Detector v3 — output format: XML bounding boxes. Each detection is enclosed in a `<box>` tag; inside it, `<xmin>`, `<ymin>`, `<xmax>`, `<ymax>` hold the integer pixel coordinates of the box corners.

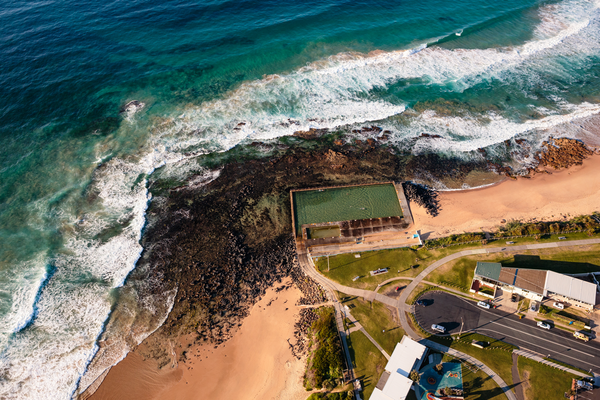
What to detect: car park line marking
<box><xmin>477</xmin><ymin>328</ymin><xmax>600</xmax><ymax>369</ymax></box>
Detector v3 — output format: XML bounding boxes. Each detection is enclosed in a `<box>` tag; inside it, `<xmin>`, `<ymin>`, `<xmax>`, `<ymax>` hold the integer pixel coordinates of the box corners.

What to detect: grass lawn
<box><xmin>407</xmin><ymin>282</ymin><xmax>436</xmax><ymax>304</ymax></box>
<box><xmin>338</xmin><ymin>293</ymin><xmax>405</xmax><ymax>354</ymax></box>
<box><xmin>377</xmin><ymin>279</ymin><xmax>412</xmax><ymax>293</ymax></box>
<box><xmin>428</xmin><ymin>333</ymin><xmax>516</xmax><ymax>387</ymax></box>
<box><xmin>316</xmin><ymin>238</ymin><xmax>600</xmax><ymax>292</ymax></box>
<box><xmin>347</xmin><ymin>330</ymin><xmax>388</xmax><ymax>399</ymax></box>
<box><xmin>461</xmin><ymin>363</ymin><xmax>508</xmax><ymax>400</ymax></box>
<box><xmin>423</xmin><ymin>244</ymin><xmax>600</xmax><ymax>297</ymax></box>
<box><xmin>314</xmin><ymin>247</ymin><xmax>433</xmax><ymax>290</ymax></box>
<box><xmin>517</xmin><ymin>356</ymin><xmax>577</xmax><ymax>400</ymax></box>
<box><xmin>425</xmin><ymin>258</ymin><xmax>475</xmax><ymax>291</ymax></box>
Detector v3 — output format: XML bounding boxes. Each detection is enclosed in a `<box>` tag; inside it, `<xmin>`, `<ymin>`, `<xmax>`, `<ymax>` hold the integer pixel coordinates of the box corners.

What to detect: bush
<box><xmin>305</xmin><ymin>308</ymin><xmax>345</xmax><ymax>390</ymax></box>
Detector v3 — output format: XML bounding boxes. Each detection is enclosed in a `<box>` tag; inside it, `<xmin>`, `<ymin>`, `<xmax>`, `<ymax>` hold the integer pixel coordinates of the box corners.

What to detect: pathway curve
<box><xmin>397</xmin><ymin>238</ymin><xmax>600</xmax><ymax>340</ymax></box>
<box><xmin>297</xmin><ymin>238</ymin><xmax>600</xmax><ymax>400</ymax></box>
<box><xmin>423</xmin><ymin>339</ymin><xmax>518</xmax><ymax>400</ymax></box>
<box><xmin>511</xmin><ymin>353</ymin><xmax>525</xmax><ymax>400</ymax></box>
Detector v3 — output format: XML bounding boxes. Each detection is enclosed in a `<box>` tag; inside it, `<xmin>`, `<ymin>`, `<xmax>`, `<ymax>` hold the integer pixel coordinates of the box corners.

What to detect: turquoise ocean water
<box><xmin>1</xmin><ymin>0</ymin><xmax>600</xmax><ymax>398</ymax></box>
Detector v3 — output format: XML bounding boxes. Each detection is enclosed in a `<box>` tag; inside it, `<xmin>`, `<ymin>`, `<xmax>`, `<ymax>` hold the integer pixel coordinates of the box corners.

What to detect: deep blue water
<box><xmin>1</xmin><ymin>0</ymin><xmax>599</xmax><ymax>398</ymax></box>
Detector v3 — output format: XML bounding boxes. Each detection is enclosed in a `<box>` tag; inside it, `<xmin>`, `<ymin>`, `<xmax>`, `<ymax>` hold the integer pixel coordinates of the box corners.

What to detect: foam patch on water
<box><xmin>3</xmin><ymin>1</ymin><xmax>600</xmax><ymax>399</ymax></box>
<box><xmin>144</xmin><ymin>0</ymin><xmax>600</xmax><ymax>160</ymax></box>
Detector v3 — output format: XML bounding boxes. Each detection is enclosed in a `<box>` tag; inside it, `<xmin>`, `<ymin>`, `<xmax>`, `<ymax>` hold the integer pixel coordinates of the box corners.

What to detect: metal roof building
<box><xmin>545</xmin><ymin>271</ymin><xmax>597</xmax><ymax>309</ymax></box>
<box><xmin>473</xmin><ymin>262</ymin><xmax>597</xmax><ymax>310</ymax></box>
<box><xmin>370</xmin><ymin>336</ymin><xmax>427</xmax><ymax>400</ymax></box>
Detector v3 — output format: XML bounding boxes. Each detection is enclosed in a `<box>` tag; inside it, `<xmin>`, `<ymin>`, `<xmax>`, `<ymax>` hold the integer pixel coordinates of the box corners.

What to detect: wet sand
<box><xmin>412</xmin><ymin>155</ymin><xmax>600</xmax><ymax>239</ymax></box>
<box><xmin>90</xmin><ymin>278</ymin><xmax>306</xmax><ymax>400</ymax></box>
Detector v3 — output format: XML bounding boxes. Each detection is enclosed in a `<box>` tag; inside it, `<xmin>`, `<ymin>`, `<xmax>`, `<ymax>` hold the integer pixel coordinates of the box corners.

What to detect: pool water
<box><xmin>292</xmin><ymin>183</ymin><xmax>403</xmax><ymax>235</ymax></box>
<box><xmin>419</xmin><ymin>362</ymin><xmax>463</xmax><ymax>400</ymax></box>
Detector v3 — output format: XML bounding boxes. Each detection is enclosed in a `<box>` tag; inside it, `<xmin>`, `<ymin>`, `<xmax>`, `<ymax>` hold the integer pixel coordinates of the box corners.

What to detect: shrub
<box><xmin>409</xmin><ymin>369</ymin><xmax>421</xmax><ymax>382</ymax></box>
<box><xmin>305</xmin><ymin>308</ymin><xmax>345</xmax><ymax>390</ymax></box>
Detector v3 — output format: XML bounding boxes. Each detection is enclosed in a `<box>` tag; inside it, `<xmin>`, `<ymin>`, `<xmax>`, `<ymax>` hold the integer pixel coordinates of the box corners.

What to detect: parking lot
<box><xmin>415</xmin><ymin>291</ymin><xmax>483</xmax><ymax>335</ymax></box>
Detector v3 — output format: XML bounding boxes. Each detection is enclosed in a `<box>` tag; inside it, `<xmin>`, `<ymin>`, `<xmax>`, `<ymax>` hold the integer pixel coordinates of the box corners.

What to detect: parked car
<box><xmin>530</xmin><ymin>301</ymin><xmax>539</xmax><ymax>312</ymax></box>
<box><xmin>553</xmin><ymin>302</ymin><xmax>565</xmax><ymax>310</ymax></box>
<box><xmin>511</xmin><ymin>293</ymin><xmax>519</xmax><ymax>303</ymax></box>
<box><xmin>477</xmin><ymin>301</ymin><xmax>491</xmax><ymax>309</ymax></box>
<box><xmin>537</xmin><ymin>321</ymin><xmax>551</xmax><ymax>330</ymax></box>
<box><xmin>431</xmin><ymin>324</ymin><xmax>445</xmax><ymax>333</ymax></box>
<box><xmin>574</xmin><ymin>331</ymin><xmax>591</xmax><ymax>342</ymax></box>
<box><xmin>416</xmin><ymin>300</ymin><xmax>426</xmax><ymax>307</ymax></box>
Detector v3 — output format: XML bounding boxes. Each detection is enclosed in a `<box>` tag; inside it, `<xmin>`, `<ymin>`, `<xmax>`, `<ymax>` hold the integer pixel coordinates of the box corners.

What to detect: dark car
<box><xmin>511</xmin><ymin>293</ymin><xmax>519</xmax><ymax>302</ymax></box>
<box><xmin>416</xmin><ymin>300</ymin><xmax>427</xmax><ymax>307</ymax></box>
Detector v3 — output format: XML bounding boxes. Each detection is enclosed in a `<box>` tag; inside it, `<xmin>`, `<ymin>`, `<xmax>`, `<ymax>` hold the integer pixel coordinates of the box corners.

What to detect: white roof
<box><xmin>369</xmin><ymin>389</ymin><xmax>394</xmax><ymax>400</ymax></box>
<box><xmin>385</xmin><ymin>336</ymin><xmax>427</xmax><ymax>377</ymax></box>
<box><xmin>381</xmin><ymin>372</ymin><xmax>414</xmax><ymax>400</ymax></box>
<box><xmin>545</xmin><ymin>271</ymin><xmax>597</xmax><ymax>305</ymax></box>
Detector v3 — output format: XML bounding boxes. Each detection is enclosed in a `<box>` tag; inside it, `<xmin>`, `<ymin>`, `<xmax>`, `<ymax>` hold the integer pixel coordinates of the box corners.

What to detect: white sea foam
<box><xmin>145</xmin><ymin>0</ymin><xmax>599</xmax><ymax>160</ymax></box>
<box><xmin>3</xmin><ymin>1</ymin><xmax>600</xmax><ymax>399</ymax></box>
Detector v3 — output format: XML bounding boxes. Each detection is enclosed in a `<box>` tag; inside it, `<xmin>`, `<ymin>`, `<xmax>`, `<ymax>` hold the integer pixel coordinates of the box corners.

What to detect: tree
<box><xmin>434</xmin><ymin>363</ymin><xmax>444</xmax><ymax>374</ymax></box>
<box><xmin>409</xmin><ymin>369</ymin><xmax>421</xmax><ymax>383</ymax></box>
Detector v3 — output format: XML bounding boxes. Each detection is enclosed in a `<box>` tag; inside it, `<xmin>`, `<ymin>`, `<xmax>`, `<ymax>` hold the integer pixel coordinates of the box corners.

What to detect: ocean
<box><xmin>0</xmin><ymin>0</ymin><xmax>599</xmax><ymax>398</ymax></box>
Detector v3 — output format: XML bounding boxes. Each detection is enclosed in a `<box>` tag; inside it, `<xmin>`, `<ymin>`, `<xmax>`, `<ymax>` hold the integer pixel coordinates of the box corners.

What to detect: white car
<box><xmin>553</xmin><ymin>302</ymin><xmax>565</xmax><ymax>310</ymax></box>
<box><xmin>537</xmin><ymin>321</ymin><xmax>551</xmax><ymax>330</ymax></box>
<box><xmin>477</xmin><ymin>301</ymin><xmax>491</xmax><ymax>309</ymax></box>
<box><xmin>431</xmin><ymin>324</ymin><xmax>446</xmax><ymax>333</ymax></box>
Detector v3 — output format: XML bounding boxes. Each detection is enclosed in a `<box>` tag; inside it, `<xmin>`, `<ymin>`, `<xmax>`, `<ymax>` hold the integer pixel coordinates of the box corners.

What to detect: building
<box><xmin>370</xmin><ymin>336</ymin><xmax>428</xmax><ymax>400</ymax></box>
<box><xmin>472</xmin><ymin>262</ymin><xmax>597</xmax><ymax>310</ymax></box>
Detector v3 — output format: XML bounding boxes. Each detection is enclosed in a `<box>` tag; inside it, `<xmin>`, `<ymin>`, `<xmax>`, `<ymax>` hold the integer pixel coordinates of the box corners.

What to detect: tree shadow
<box><xmin>503</xmin><ymin>254</ymin><xmax>600</xmax><ymax>274</ymax></box>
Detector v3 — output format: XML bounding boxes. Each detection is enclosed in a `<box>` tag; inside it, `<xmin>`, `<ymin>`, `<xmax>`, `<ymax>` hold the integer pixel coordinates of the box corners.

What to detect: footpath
<box><xmin>297</xmin><ymin>238</ymin><xmax>600</xmax><ymax>400</ymax></box>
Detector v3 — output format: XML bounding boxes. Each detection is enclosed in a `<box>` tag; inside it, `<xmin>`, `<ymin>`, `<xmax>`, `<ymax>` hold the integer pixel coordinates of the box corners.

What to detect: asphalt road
<box><xmin>415</xmin><ymin>291</ymin><xmax>600</xmax><ymax>374</ymax></box>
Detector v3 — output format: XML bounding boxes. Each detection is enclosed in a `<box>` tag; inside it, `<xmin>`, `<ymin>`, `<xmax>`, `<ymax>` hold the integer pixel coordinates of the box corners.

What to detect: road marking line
<box><xmin>485</xmin><ymin>320</ymin><xmax>593</xmax><ymax>357</ymax></box>
<box><xmin>477</xmin><ymin>328</ymin><xmax>600</xmax><ymax>370</ymax></box>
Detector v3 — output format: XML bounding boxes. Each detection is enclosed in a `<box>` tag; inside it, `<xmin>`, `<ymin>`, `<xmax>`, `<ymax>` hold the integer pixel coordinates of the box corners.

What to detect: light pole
<box><xmin>459</xmin><ymin>316</ymin><xmax>464</xmax><ymax>339</ymax></box>
<box><xmin>327</xmin><ymin>254</ymin><xmax>330</xmax><ymax>272</ymax></box>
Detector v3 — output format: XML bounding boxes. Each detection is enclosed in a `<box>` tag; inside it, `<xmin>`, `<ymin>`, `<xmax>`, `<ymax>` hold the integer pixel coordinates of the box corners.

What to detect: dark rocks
<box><xmin>535</xmin><ymin>137</ymin><xmax>594</xmax><ymax>170</ymax></box>
<box><xmin>293</xmin><ymin>128</ymin><xmax>329</xmax><ymax>139</ymax></box>
<box><xmin>402</xmin><ymin>181</ymin><xmax>440</xmax><ymax>217</ymax></box>
<box><xmin>420</xmin><ymin>133</ymin><xmax>443</xmax><ymax>139</ymax></box>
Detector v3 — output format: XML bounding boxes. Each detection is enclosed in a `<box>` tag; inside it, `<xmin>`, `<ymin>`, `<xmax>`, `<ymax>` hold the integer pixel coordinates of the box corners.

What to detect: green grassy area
<box><xmin>518</xmin><ymin>356</ymin><xmax>577</xmax><ymax>400</ymax></box>
<box><xmin>461</xmin><ymin>363</ymin><xmax>508</xmax><ymax>400</ymax></box>
<box><xmin>406</xmin><ymin>282</ymin><xmax>435</xmax><ymax>304</ymax></box>
<box><xmin>542</xmin><ymin>357</ymin><xmax>592</xmax><ymax>377</ymax></box>
<box><xmin>427</xmin><ymin>333</ymin><xmax>516</xmax><ymax>387</ymax></box>
<box><xmin>306</xmin><ymin>391</ymin><xmax>354</xmax><ymax>400</ymax></box>
<box><xmin>347</xmin><ymin>330</ymin><xmax>388</xmax><ymax>399</ymax></box>
<box><xmin>315</xmin><ymin>247</ymin><xmax>434</xmax><ymax>290</ymax></box>
<box><xmin>338</xmin><ymin>293</ymin><xmax>405</xmax><ymax>355</ymax></box>
<box><xmin>377</xmin><ymin>279</ymin><xmax>412</xmax><ymax>294</ymax></box>
<box><xmin>426</xmin><ymin>258</ymin><xmax>475</xmax><ymax>292</ymax></box>
<box><xmin>305</xmin><ymin>307</ymin><xmax>345</xmax><ymax>390</ymax></box>
<box><xmin>316</xmin><ymin>238</ymin><xmax>600</xmax><ymax>292</ymax></box>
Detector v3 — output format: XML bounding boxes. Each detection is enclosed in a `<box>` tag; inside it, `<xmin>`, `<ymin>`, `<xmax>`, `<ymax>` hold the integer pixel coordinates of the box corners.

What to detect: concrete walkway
<box><xmin>514</xmin><ymin>349</ymin><xmax>591</xmax><ymax>377</ymax></box>
<box><xmin>344</xmin><ymin>308</ymin><xmax>391</xmax><ymax>360</ymax></box>
<box><xmin>511</xmin><ymin>353</ymin><xmax>525</xmax><ymax>400</ymax></box>
<box><xmin>423</xmin><ymin>339</ymin><xmax>518</xmax><ymax>400</ymax></box>
<box><xmin>297</xmin><ymin>238</ymin><xmax>600</xmax><ymax>400</ymax></box>
<box><xmin>397</xmin><ymin>238</ymin><xmax>600</xmax><ymax>340</ymax></box>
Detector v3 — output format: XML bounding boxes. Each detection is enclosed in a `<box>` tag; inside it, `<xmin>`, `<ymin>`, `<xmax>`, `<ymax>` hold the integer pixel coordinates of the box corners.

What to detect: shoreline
<box><xmin>89</xmin><ymin>278</ymin><xmax>307</xmax><ymax>400</ymax></box>
<box><xmin>412</xmin><ymin>154</ymin><xmax>600</xmax><ymax>239</ymax></box>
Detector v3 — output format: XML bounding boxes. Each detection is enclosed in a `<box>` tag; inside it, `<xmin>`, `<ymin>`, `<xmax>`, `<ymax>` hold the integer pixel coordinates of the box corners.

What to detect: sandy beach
<box><xmin>412</xmin><ymin>155</ymin><xmax>600</xmax><ymax>239</ymax></box>
<box><xmin>89</xmin><ymin>278</ymin><xmax>306</xmax><ymax>400</ymax></box>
